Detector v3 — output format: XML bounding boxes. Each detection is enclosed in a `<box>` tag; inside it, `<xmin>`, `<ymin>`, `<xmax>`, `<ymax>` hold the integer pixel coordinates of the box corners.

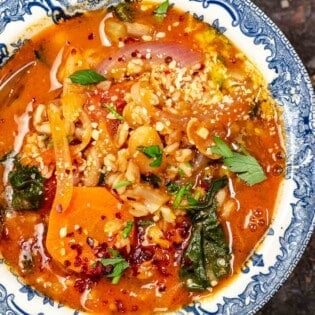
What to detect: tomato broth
<box><xmin>0</xmin><ymin>1</ymin><xmax>285</xmax><ymax>314</ymax></box>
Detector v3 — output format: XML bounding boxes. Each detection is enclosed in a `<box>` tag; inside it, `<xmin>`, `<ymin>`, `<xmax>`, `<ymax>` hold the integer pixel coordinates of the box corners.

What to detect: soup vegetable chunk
<box><xmin>0</xmin><ymin>0</ymin><xmax>285</xmax><ymax>313</ymax></box>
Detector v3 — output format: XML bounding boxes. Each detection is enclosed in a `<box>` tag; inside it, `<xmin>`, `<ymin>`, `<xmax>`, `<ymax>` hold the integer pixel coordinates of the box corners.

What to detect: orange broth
<box><xmin>0</xmin><ymin>2</ymin><xmax>285</xmax><ymax>314</ymax></box>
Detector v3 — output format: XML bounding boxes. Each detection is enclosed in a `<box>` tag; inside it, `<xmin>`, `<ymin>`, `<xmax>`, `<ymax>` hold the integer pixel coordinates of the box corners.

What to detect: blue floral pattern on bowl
<box><xmin>0</xmin><ymin>0</ymin><xmax>314</xmax><ymax>314</ymax></box>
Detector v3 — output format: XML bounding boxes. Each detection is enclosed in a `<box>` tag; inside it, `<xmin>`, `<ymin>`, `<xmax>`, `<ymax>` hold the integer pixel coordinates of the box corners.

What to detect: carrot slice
<box><xmin>46</xmin><ymin>186</ymin><xmax>133</xmax><ymax>273</ymax></box>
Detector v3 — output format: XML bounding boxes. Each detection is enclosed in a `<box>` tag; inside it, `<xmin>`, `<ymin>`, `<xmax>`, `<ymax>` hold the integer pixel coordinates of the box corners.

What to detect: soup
<box><xmin>0</xmin><ymin>1</ymin><xmax>285</xmax><ymax>313</ymax></box>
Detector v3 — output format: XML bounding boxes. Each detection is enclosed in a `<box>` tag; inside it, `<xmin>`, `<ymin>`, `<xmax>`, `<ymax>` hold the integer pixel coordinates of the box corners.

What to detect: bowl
<box><xmin>0</xmin><ymin>0</ymin><xmax>314</xmax><ymax>314</ymax></box>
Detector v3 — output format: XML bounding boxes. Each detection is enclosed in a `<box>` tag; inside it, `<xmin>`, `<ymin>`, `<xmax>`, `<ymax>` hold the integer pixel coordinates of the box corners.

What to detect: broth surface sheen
<box><xmin>0</xmin><ymin>1</ymin><xmax>285</xmax><ymax>314</ymax></box>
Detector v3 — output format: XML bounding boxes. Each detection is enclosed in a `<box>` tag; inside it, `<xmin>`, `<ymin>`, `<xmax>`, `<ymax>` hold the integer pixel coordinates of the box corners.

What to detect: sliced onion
<box><xmin>49</xmin><ymin>46</ymin><xmax>64</xmax><ymax>91</ymax></box>
<box><xmin>97</xmin><ymin>41</ymin><xmax>203</xmax><ymax>75</ymax></box>
<box><xmin>99</xmin><ymin>12</ymin><xmax>113</xmax><ymax>47</ymax></box>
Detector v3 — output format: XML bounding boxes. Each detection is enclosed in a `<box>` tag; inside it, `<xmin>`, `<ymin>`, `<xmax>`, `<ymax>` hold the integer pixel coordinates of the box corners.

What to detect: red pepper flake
<box><xmin>118</xmin><ymin>56</ymin><xmax>126</xmax><ymax>62</ymax></box>
<box><xmin>64</xmin><ymin>260</ymin><xmax>71</xmax><ymax>267</ymax></box>
<box><xmin>131</xmin><ymin>50</ymin><xmax>139</xmax><ymax>58</ymax></box>
<box><xmin>115</xmin><ymin>212</ymin><xmax>122</xmax><ymax>219</ymax></box>
<box><xmin>164</xmin><ymin>56</ymin><xmax>173</xmax><ymax>64</ymax></box>
<box><xmin>115</xmin><ymin>299</ymin><xmax>126</xmax><ymax>313</ymax></box>
<box><xmin>88</xmin><ymin>32</ymin><xmax>95</xmax><ymax>40</ymax></box>
<box><xmin>131</xmin><ymin>305</ymin><xmax>139</xmax><ymax>312</ymax></box>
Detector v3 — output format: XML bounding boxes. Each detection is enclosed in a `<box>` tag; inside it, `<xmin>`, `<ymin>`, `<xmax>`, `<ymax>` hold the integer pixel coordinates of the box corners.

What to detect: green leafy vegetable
<box><xmin>211</xmin><ymin>136</ymin><xmax>267</xmax><ymax>186</ymax></box>
<box><xmin>173</xmin><ymin>183</ymin><xmax>192</xmax><ymax>208</ymax></box>
<box><xmin>166</xmin><ymin>182</ymin><xmax>179</xmax><ymax>193</ymax></box>
<box><xmin>166</xmin><ymin>182</ymin><xmax>199</xmax><ymax>208</ymax></box>
<box><xmin>102</xmin><ymin>104</ymin><xmax>124</xmax><ymax>121</ymax></box>
<box><xmin>8</xmin><ymin>159</ymin><xmax>45</xmax><ymax>210</ymax></box>
<box><xmin>154</xmin><ymin>0</ymin><xmax>171</xmax><ymax>18</ymax></box>
<box><xmin>122</xmin><ymin>221</ymin><xmax>134</xmax><ymax>238</ymax></box>
<box><xmin>137</xmin><ymin>145</ymin><xmax>163</xmax><ymax>167</ymax></box>
<box><xmin>113</xmin><ymin>2</ymin><xmax>135</xmax><ymax>22</ymax></box>
<box><xmin>112</xmin><ymin>180</ymin><xmax>132</xmax><ymax>189</ymax></box>
<box><xmin>100</xmin><ymin>250</ymin><xmax>129</xmax><ymax>284</ymax></box>
<box><xmin>137</xmin><ymin>220</ymin><xmax>154</xmax><ymax>227</ymax></box>
<box><xmin>69</xmin><ymin>69</ymin><xmax>106</xmax><ymax>85</ymax></box>
<box><xmin>180</xmin><ymin>176</ymin><xmax>231</xmax><ymax>291</ymax></box>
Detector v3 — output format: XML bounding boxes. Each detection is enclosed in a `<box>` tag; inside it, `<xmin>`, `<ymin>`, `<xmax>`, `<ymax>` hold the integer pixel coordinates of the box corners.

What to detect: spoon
<box><xmin>0</xmin><ymin>61</ymin><xmax>35</xmax><ymax>108</ymax></box>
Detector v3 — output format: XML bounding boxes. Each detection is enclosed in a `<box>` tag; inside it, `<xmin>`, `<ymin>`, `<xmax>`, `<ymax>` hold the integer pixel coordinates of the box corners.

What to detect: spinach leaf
<box><xmin>113</xmin><ymin>2</ymin><xmax>135</xmax><ymax>22</ymax></box>
<box><xmin>8</xmin><ymin>159</ymin><xmax>45</xmax><ymax>210</ymax></box>
<box><xmin>180</xmin><ymin>176</ymin><xmax>231</xmax><ymax>291</ymax></box>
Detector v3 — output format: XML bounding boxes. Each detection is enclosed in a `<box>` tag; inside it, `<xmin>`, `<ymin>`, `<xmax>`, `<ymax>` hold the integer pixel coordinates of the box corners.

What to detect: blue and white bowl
<box><xmin>0</xmin><ymin>1</ymin><xmax>314</xmax><ymax>314</ymax></box>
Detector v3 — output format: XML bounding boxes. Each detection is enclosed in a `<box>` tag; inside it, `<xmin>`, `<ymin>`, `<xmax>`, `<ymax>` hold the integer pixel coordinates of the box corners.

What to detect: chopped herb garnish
<box><xmin>154</xmin><ymin>0</ymin><xmax>171</xmax><ymax>18</ymax></box>
<box><xmin>173</xmin><ymin>183</ymin><xmax>192</xmax><ymax>208</ymax></box>
<box><xmin>137</xmin><ymin>145</ymin><xmax>163</xmax><ymax>167</ymax></box>
<box><xmin>211</xmin><ymin>136</ymin><xmax>267</xmax><ymax>186</ymax></box>
<box><xmin>112</xmin><ymin>180</ymin><xmax>132</xmax><ymax>189</ymax></box>
<box><xmin>69</xmin><ymin>69</ymin><xmax>106</xmax><ymax>85</ymax></box>
<box><xmin>166</xmin><ymin>182</ymin><xmax>180</xmax><ymax>193</ymax></box>
<box><xmin>167</xmin><ymin>182</ymin><xmax>198</xmax><ymax>208</ymax></box>
<box><xmin>138</xmin><ymin>220</ymin><xmax>154</xmax><ymax>227</ymax></box>
<box><xmin>100</xmin><ymin>250</ymin><xmax>129</xmax><ymax>284</ymax></box>
<box><xmin>122</xmin><ymin>221</ymin><xmax>134</xmax><ymax>238</ymax></box>
<box><xmin>102</xmin><ymin>103</ymin><xmax>124</xmax><ymax>121</ymax></box>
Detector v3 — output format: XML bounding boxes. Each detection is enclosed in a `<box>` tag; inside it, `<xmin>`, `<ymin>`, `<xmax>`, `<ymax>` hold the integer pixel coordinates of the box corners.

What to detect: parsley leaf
<box><xmin>69</xmin><ymin>69</ymin><xmax>106</xmax><ymax>85</ymax></box>
<box><xmin>211</xmin><ymin>136</ymin><xmax>266</xmax><ymax>186</ymax></box>
<box><xmin>137</xmin><ymin>145</ymin><xmax>163</xmax><ymax>167</ymax></box>
<box><xmin>210</xmin><ymin>136</ymin><xmax>233</xmax><ymax>158</ymax></box>
<box><xmin>154</xmin><ymin>0</ymin><xmax>171</xmax><ymax>18</ymax></box>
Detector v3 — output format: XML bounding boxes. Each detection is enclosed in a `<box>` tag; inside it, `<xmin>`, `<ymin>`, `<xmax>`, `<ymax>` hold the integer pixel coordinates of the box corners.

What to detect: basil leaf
<box><xmin>69</xmin><ymin>69</ymin><xmax>106</xmax><ymax>85</ymax></box>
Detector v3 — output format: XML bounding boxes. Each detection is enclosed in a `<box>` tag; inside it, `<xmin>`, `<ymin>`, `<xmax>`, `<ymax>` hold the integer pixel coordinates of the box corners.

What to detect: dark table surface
<box><xmin>250</xmin><ymin>0</ymin><xmax>315</xmax><ymax>314</ymax></box>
